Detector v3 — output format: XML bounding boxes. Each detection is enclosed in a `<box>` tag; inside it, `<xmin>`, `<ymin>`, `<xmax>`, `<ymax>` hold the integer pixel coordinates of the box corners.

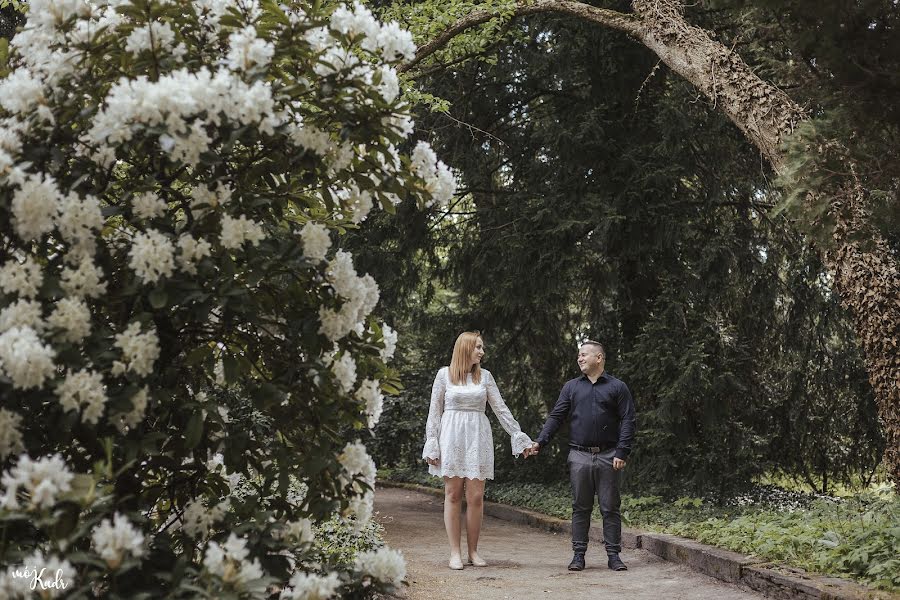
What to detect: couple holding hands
<box><xmin>422</xmin><ymin>331</ymin><xmax>637</xmax><ymax>572</ymax></box>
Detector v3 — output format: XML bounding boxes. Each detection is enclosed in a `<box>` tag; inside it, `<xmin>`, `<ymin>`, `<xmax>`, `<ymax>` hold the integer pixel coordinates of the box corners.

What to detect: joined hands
<box><xmin>522</xmin><ymin>442</ymin><xmax>540</xmax><ymax>459</ymax></box>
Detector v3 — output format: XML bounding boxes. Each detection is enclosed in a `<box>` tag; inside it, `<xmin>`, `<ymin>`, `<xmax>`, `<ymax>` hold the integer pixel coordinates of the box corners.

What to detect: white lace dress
<box><xmin>422</xmin><ymin>367</ymin><xmax>534</xmax><ymax>480</ymax></box>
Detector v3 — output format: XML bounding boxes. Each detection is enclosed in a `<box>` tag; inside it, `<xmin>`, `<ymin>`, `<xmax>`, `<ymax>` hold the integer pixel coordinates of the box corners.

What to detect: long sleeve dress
<box><xmin>421</xmin><ymin>367</ymin><xmax>534</xmax><ymax>480</ymax></box>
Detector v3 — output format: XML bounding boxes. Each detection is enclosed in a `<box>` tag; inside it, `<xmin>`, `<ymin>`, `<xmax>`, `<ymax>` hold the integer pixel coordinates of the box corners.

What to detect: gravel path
<box><xmin>375</xmin><ymin>486</ymin><xmax>767</xmax><ymax>600</ymax></box>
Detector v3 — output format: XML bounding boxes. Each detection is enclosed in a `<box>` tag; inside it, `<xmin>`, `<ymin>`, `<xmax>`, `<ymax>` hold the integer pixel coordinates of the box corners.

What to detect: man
<box><xmin>525</xmin><ymin>340</ymin><xmax>636</xmax><ymax>572</ymax></box>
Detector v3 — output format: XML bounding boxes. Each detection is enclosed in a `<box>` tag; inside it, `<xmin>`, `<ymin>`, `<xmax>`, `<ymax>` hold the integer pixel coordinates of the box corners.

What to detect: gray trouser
<box><xmin>568</xmin><ymin>448</ymin><xmax>622</xmax><ymax>555</ymax></box>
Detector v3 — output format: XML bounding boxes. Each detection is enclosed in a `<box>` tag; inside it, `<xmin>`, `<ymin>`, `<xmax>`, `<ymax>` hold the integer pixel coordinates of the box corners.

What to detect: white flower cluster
<box><xmin>0</xmin><ymin>326</ymin><xmax>56</xmax><ymax>390</ymax></box>
<box><xmin>354</xmin><ymin>547</ymin><xmax>406</xmax><ymax>587</ymax></box>
<box><xmin>300</xmin><ymin>222</ymin><xmax>331</xmax><ymax>262</ymax></box>
<box><xmin>288</xmin><ymin>120</ymin><xmax>333</xmax><ymax>157</ymax></box>
<box><xmin>160</xmin><ymin>120</ymin><xmax>211</xmax><ymax>165</ymax></box>
<box><xmin>68</xmin><ymin>4</ymin><xmax>125</xmax><ymax>47</ymax></box>
<box><xmin>48</xmin><ymin>297</ymin><xmax>92</xmax><ymax>343</ymax></box>
<box><xmin>377</xmin><ymin>65</ymin><xmax>400</xmax><ymax>104</ymax></box>
<box><xmin>334</xmin><ymin>420</ymin><xmax>376</xmax><ymax>533</ymax></box>
<box><xmin>125</xmin><ymin>21</ymin><xmax>177</xmax><ymax>55</ymax></box>
<box><xmin>128</xmin><ymin>229</ymin><xmax>176</xmax><ymax>283</ymax></box>
<box><xmin>282</xmin><ymin>518</ymin><xmax>313</xmax><ymax>546</ymax></box>
<box><xmin>411</xmin><ymin>141</ymin><xmax>457</xmax><ymax>208</ymax></box>
<box><xmin>85</xmin><ymin>67</ymin><xmax>280</xmax><ymax>167</ymax></box>
<box><xmin>331</xmin><ymin>353</ymin><xmax>357</xmax><ymax>394</ymax></box>
<box><xmin>0</xmin><ymin>255</ymin><xmax>43</xmax><ymax>298</ymax></box>
<box><xmin>336</xmin><ymin>184</ymin><xmax>374</xmax><ymax>224</ymax></box>
<box><xmin>328</xmin><ymin>2</ymin><xmax>415</xmax><ymax>63</ymax></box>
<box><xmin>56</xmin><ymin>369</ymin><xmax>107</xmax><ymax>424</ymax></box>
<box><xmin>344</xmin><ymin>489</ymin><xmax>373</xmax><ymax>532</ymax></box>
<box><xmin>313</xmin><ymin>45</ymin><xmax>360</xmax><ymax>79</ymax></box>
<box><xmin>0</xmin><ymin>409</ymin><xmax>25</xmax><ymax>461</ymax></box>
<box><xmin>280</xmin><ymin>571</ymin><xmax>341</xmax><ymax>600</ymax></box>
<box><xmin>203</xmin><ymin>533</ymin><xmax>264</xmax><ymax>587</ymax></box>
<box><xmin>380</xmin><ymin>323</ymin><xmax>397</xmax><ymax>362</ymax></box>
<box><xmin>0</xmin><ymin>453</ymin><xmax>73</xmax><ymax>511</ymax></box>
<box><xmin>0</xmin><ymin>68</ymin><xmax>46</xmax><ymax>119</ymax></box>
<box><xmin>195</xmin><ymin>0</ymin><xmax>231</xmax><ymax>35</ymax></box>
<box><xmin>225</xmin><ymin>26</ymin><xmax>274</xmax><ymax>71</ymax></box>
<box><xmin>220</xmin><ymin>214</ymin><xmax>266</xmax><ymax>249</ymax></box>
<box><xmin>329</xmin><ymin>141</ymin><xmax>355</xmax><ymax>173</ymax></box>
<box><xmin>57</xmin><ymin>191</ymin><xmax>103</xmax><ymax>251</ymax></box>
<box><xmin>60</xmin><ymin>258</ymin><xmax>107</xmax><ymax>298</ymax></box>
<box><xmin>115</xmin><ymin>386</ymin><xmax>149</xmax><ymax>433</ymax></box>
<box><xmin>10</xmin><ymin>172</ymin><xmax>61</xmax><ymax>241</ymax></box>
<box><xmin>21</xmin><ymin>0</ymin><xmax>92</xmax><ymax>33</ymax></box>
<box><xmin>384</xmin><ymin>112</ymin><xmax>415</xmax><ymax>139</ymax></box>
<box><xmin>318</xmin><ymin>251</ymin><xmax>379</xmax><ymax>342</ymax></box>
<box><xmin>338</xmin><ymin>440</ymin><xmax>376</xmax><ymax>488</ymax></box>
<box><xmin>91</xmin><ymin>512</ymin><xmax>146</xmax><ymax>569</ymax></box>
<box><xmin>113</xmin><ymin>322</ymin><xmax>160</xmax><ymax>377</ymax></box>
<box><xmin>0</xmin><ymin>299</ymin><xmax>43</xmax><ymax>333</ymax></box>
<box><xmin>190</xmin><ymin>182</ymin><xmax>233</xmax><ymax>218</ymax></box>
<box><xmin>2</xmin><ymin>0</ymin><xmax>96</xmax><ymax>98</ymax></box>
<box><xmin>177</xmin><ymin>233</ymin><xmax>213</xmax><ymax>274</ymax></box>
<box><xmin>355</xmin><ymin>379</ymin><xmax>383</xmax><ymax>429</ymax></box>
<box><xmin>132</xmin><ymin>191</ymin><xmax>167</xmax><ymax>220</ymax></box>
<box><xmin>182</xmin><ymin>497</ymin><xmax>229</xmax><ymax>538</ymax></box>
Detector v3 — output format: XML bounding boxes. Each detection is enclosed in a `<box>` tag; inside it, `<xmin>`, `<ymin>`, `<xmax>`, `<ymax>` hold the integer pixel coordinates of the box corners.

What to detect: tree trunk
<box><xmin>631</xmin><ymin>0</ymin><xmax>900</xmax><ymax>489</ymax></box>
<box><xmin>406</xmin><ymin>0</ymin><xmax>900</xmax><ymax>485</ymax></box>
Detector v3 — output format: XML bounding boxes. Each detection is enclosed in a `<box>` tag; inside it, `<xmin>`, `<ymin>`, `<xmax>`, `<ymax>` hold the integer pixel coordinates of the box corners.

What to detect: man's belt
<box><xmin>569</xmin><ymin>443</ymin><xmax>616</xmax><ymax>453</ymax></box>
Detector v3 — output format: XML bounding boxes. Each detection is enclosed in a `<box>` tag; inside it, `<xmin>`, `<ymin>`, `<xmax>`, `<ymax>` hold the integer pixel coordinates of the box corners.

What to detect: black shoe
<box><xmin>607</xmin><ymin>554</ymin><xmax>627</xmax><ymax>571</ymax></box>
<box><xmin>568</xmin><ymin>553</ymin><xmax>585</xmax><ymax>571</ymax></box>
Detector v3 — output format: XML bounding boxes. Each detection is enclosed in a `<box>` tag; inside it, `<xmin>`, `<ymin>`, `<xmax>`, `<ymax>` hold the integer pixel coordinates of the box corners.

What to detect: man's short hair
<box><xmin>581</xmin><ymin>340</ymin><xmax>605</xmax><ymax>357</ymax></box>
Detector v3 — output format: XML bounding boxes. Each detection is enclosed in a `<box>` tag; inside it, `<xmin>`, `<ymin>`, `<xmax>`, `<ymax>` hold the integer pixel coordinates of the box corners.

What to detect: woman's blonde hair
<box><xmin>449</xmin><ymin>331</ymin><xmax>482</xmax><ymax>385</ymax></box>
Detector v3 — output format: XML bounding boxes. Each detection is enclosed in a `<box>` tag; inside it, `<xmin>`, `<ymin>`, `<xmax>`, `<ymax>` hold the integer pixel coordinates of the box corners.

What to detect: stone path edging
<box><xmin>379</xmin><ymin>481</ymin><xmax>897</xmax><ymax>600</ymax></box>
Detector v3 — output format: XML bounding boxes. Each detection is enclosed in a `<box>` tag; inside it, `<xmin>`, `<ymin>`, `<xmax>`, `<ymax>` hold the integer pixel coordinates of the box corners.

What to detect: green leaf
<box><xmin>185</xmin><ymin>412</ymin><xmax>204</xmax><ymax>449</ymax></box>
<box><xmin>223</xmin><ymin>354</ymin><xmax>239</xmax><ymax>383</ymax></box>
<box><xmin>381</xmin><ymin>382</ymin><xmax>402</xmax><ymax>395</ymax></box>
<box><xmin>148</xmin><ymin>286</ymin><xmax>168</xmax><ymax>309</ymax></box>
<box><xmin>185</xmin><ymin>344</ymin><xmax>213</xmax><ymax>366</ymax></box>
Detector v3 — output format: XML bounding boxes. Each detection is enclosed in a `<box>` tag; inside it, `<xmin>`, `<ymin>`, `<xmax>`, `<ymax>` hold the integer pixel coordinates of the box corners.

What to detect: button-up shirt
<box><xmin>536</xmin><ymin>371</ymin><xmax>636</xmax><ymax>459</ymax></box>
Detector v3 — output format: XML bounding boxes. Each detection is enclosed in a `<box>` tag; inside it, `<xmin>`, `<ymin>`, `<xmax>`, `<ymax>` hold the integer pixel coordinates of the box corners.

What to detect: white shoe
<box><xmin>468</xmin><ymin>553</ymin><xmax>487</xmax><ymax>567</ymax></box>
<box><xmin>448</xmin><ymin>556</ymin><xmax>464</xmax><ymax>570</ymax></box>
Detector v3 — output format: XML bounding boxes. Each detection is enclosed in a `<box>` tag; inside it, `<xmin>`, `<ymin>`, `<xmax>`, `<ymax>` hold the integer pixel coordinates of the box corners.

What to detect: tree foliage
<box><xmin>361</xmin><ymin>5</ymin><xmax>883</xmax><ymax>496</ymax></box>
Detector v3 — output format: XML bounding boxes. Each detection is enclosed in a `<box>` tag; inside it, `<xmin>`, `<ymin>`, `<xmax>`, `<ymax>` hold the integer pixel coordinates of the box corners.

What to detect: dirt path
<box><xmin>375</xmin><ymin>486</ymin><xmax>767</xmax><ymax>600</ymax></box>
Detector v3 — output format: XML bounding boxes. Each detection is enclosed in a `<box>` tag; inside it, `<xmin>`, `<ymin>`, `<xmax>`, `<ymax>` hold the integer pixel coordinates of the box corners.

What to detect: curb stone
<box><xmin>378</xmin><ymin>481</ymin><xmax>897</xmax><ymax>600</ymax></box>
<box><xmin>641</xmin><ymin>532</ymin><xmax>755</xmax><ymax>583</ymax></box>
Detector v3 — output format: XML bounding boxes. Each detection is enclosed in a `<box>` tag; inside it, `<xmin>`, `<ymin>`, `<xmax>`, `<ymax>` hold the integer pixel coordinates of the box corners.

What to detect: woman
<box><xmin>422</xmin><ymin>331</ymin><xmax>534</xmax><ymax>570</ymax></box>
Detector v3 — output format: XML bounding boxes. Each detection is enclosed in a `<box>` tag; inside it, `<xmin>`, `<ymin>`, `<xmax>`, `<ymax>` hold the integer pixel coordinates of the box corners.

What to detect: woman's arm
<box><xmin>484</xmin><ymin>370</ymin><xmax>534</xmax><ymax>456</ymax></box>
<box><xmin>422</xmin><ymin>368</ymin><xmax>446</xmax><ymax>461</ymax></box>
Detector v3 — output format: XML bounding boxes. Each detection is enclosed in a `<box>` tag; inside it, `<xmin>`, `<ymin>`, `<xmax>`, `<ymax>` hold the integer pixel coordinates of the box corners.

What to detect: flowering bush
<box><xmin>0</xmin><ymin>0</ymin><xmax>453</xmax><ymax>597</ymax></box>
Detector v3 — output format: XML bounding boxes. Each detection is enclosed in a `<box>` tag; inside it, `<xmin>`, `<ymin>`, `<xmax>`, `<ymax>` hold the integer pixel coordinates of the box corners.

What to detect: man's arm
<box><xmin>534</xmin><ymin>381</ymin><xmax>572</xmax><ymax>448</ymax></box>
<box><xmin>614</xmin><ymin>381</ymin><xmax>636</xmax><ymax>460</ymax></box>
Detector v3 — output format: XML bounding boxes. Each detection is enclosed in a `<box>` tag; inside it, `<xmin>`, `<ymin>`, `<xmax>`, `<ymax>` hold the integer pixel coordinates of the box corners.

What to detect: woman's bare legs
<box><xmin>464</xmin><ymin>478</ymin><xmax>487</xmax><ymax>565</ymax></box>
<box><xmin>443</xmin><ymin>477</ymin><xmax>465</xmax><ymax>568</ymax></box>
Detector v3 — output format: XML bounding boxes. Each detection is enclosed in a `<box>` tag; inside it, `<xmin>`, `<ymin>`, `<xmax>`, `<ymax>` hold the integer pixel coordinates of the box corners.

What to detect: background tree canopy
<box><xmin>359</xmin><ymin>0</ymin><xmax>891</xmax><ymax>497</ymax></box>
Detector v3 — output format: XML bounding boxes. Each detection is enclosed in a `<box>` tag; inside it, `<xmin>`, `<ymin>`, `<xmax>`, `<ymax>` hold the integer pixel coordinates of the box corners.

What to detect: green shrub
<box><xmin>311</xmin><ymin>518</ymin><xmax>386</xmax><ymax>568</ymax></box>
<box><xmin>0</xmin><ymin>0</ymin><xmax>453</xmax><ymax>597</ymax></box>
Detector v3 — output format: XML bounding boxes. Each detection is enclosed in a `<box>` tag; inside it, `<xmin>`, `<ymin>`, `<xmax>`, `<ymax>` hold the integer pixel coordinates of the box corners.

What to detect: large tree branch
<box><xmin>403</xmin><ymin>0</ymin><xmax>803</xmax><ymax>169</ymax></box>
<box><xmin>399</xmin><ymin>0</ymin><xmax>641</xmax><ymax>74</ymax></box>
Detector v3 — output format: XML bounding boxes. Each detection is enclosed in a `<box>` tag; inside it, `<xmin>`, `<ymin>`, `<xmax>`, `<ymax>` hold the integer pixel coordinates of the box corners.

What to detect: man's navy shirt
<box><xmin>535</xmin><ymin>372</ymin><xmax>636</xmax><ymax>460</ymax></box>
